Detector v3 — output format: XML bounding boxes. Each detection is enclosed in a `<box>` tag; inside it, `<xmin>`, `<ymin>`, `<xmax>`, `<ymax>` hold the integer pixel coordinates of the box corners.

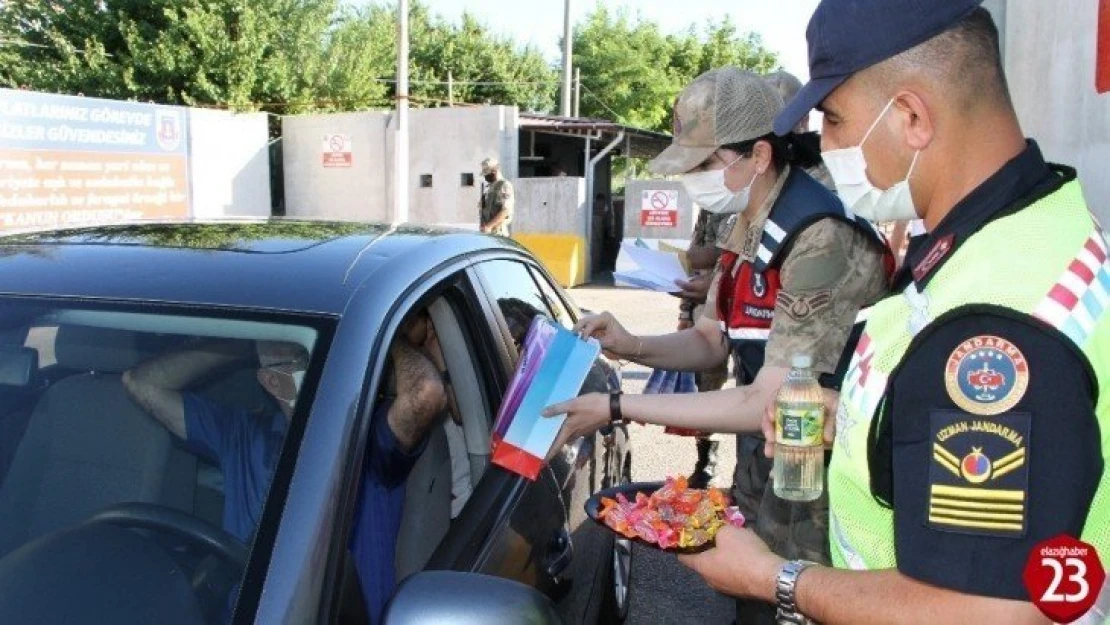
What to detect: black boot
<box><xmin>688</xmin><ymin>438</ymin><xmax>719</xmax><ymax>489</ymax></box>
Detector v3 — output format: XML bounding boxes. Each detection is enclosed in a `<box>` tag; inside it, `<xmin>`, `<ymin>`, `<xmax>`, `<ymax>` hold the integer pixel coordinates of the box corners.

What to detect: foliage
<box><xmin>0</xmin><ymin>2</ymin><xmax>779</xmax><ymax>136</ymax></box>
<box><xmin>0</xmin><ymin>0</ymin><xmax>556</xmax><ymax>114</ymax></box>
<box><xmin>572</xmin><ymin>7</ymin><xmax>780</xmax><ymax>133</ymax></box>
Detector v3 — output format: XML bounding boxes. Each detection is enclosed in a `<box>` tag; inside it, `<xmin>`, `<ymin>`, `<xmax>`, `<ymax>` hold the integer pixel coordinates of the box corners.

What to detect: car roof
<box><xmin>0</xmin><ymin>219</ymin><xmax>523</xmax><ymax>314</ymax></box>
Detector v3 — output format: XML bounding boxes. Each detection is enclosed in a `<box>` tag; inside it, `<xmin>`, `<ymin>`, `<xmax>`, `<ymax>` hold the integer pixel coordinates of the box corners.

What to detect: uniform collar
<box><xmin>719</xmin><ymin>165</ymin><xmax>791</xmax><ymax>259</ymax></box>
<box><xmin>894</xmin><ymin>141</ymin><xmax>1070</xmax><ymax>291</ymax></box>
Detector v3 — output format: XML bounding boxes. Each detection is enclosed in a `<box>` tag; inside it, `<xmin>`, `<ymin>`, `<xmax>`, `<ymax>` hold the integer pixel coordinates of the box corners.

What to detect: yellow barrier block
<box><xmin>511</xmin><ymin>233</ymin><xmax>587</xmax><ymax>288</ymax></box>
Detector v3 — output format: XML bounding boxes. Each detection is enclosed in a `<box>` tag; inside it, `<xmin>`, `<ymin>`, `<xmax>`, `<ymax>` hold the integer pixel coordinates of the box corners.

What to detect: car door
<box><xmin>524</xmin><ymin>262</ymin><xmax>631</xmax><ymax>623</ymax></box>
<box><xmin>455</xmin><ymin>258</ymin><xmax>621</xmax><ymax>624</ymax></box>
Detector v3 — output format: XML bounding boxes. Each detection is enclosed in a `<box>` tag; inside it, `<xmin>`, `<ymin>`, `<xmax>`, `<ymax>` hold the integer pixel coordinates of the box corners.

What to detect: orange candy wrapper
<box><xmin>597</xmin><ymin>476</ymin><xmax>745</xmax><ymax>550</ymax></box>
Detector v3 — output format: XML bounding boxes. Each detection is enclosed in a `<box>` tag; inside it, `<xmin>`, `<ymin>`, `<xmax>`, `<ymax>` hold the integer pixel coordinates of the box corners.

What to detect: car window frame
<box><xmin>526</xmin><ymin>264</ymin><xmax>580</xmax><ymax>327</ymax></box>
<box><xmin>470</xmin><ymin>259</ymin><xmax>564</xmax><ymax>362</ymax></box>
<box><xmin>315</xmin><ymin>262</ymin><xmax>499</xmax><ymax>625</ymax></box>
<box><xmin>0</xmin><ymin>294</ymin><xmax>337</xmax><ymax>625</ymax></box>
<box><xmin>420</xmin><ymin>253</ymin><xmax>573</xmax><ymax>573</ymax></box>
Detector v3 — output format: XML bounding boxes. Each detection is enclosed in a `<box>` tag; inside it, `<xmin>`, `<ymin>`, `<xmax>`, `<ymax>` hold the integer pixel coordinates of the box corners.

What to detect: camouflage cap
<box><xmin>480</xmin><ymin>157</ymin><xmax>499</xmax><ymax>175</ymax></box>
<box><xmin>764</xmin><ymin>71</ymin><xmax>804</xmax><ymax>105</ymax></box>
<box><xmin>649</xmin><ymin>67</ymin><xmax>785</xmax><ymax>176</ymax></box>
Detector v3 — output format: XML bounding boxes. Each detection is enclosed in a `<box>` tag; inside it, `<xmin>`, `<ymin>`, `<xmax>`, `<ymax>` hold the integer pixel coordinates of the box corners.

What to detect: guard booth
<box><xmin>512</xmin><ymin>115</ymin><xmax>672</xmax><ymax>287</ymax></box>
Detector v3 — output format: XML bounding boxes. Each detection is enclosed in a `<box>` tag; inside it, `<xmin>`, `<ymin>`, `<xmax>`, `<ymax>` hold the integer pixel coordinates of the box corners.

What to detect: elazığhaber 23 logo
<box><xmin>1023</xmin><ymin>535</ymin><xmax>1106</xmax><ymax>623</ymax></box>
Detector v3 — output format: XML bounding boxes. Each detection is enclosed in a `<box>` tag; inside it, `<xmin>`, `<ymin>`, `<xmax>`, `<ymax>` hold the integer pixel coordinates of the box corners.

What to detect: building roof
<box><xmin>518</xmin><ymin>113</ymin><xmax>672</xmax><ymax>160</ymax></box>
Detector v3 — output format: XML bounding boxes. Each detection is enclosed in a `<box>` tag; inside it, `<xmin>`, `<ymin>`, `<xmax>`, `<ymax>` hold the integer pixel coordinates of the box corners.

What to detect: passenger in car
<box><xmin>348</xmin><ymin>310</ymin><xmax>451</xmax><ymax>623</ymax></box>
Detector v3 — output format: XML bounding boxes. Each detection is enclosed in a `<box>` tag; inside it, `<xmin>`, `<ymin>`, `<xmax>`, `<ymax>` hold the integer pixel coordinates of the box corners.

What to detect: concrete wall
<box><xmin>188</xmin><ymin>109</ymin><xmax>271</xmax><ymax>218</ymax></box>
<box><xmin>282</xmin><ymin>111</ymin><xmax>390</xmax><ymax>222</ymax></box>
<box><xmin>282</xmin><ymin>106</ymin><xmax>518</xmax><ymax>227</ymax></box>
<box><xmin>513</xmin><ymin>177</ymin><xmax>586</xmax><ymax>235</ymax></box>
<box><xmin>407</xmin><ymin>106</ymin><xmax>517</xmax><ymax>228</ymax></box>
<box><xmin>622</xmin><ymin>179</ymin><xmax>696</xmax><ymax>246</ymax></box>
<box><xmin>999</xmin><ymin>0</ymin><xmax>1110</xmax><ymax>222</ymax></box>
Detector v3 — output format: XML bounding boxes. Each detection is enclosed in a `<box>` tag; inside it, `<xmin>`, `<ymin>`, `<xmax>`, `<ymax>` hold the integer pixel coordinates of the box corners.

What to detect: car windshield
<box><xmin>0</xmin><ymin>297</ymin><xmax>324</xmax><ymax>624</ymax></box>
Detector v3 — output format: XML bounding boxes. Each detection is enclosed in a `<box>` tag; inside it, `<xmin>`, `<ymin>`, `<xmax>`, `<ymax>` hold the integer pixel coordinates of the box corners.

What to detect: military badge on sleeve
<box><xmin>944</xmin><ymin>335</ymin><xmax>1029</xmax><ymax>416</ymax></box>
<box><xmin>776</xmin><ymin>290</ymin><xmax>832</xmax><ymax>322</ymax></box>
<box><xmin>927</xmin><ymin>410</ymin><xmax>1030</xmax><ymax>537</ymax></box>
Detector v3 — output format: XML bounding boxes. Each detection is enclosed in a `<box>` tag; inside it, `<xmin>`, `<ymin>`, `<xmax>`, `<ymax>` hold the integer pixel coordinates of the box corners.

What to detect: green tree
<box><xmin>571</xmin><ymin>7</ymin><xmax>680</xmax><ymax>131</ymax></box>
<box><xmin>0</xmin><ymin>0</ymin><xmax>341</xmax><ymax>112</ymax></box>
<box><xmin>572</xmin><ymin>8</ymin><xmax>780</xmax><ymax>133</ymax></box>
<box><xmin>690</xmin><ymin>17</ymin><xmax>779</xmax><ymax>76</ymax></box>
<box><xmin>0</xmin><ymin>0</ymin><xmax>556</xmax><ymax>114</ymax></box>
<box><xmin>359</xmin><ymin>2</ymin><xmax>557</xmax><ymax>112</ymax></box>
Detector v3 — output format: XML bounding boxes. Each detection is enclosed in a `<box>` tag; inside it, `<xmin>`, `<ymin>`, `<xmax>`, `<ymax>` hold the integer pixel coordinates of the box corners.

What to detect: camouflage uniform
<box><xmin>703</xmin><ymin>165</ymin><xmax>889</xmax><ymax>567</ymax></box>
<box><xmin>647</xmin><ymin>69</ymin><xmax>888</xmax><ymax>621</ymax></box>
<box><xmin>682</xmin><ymin>209</ymin><xmax>733</xmax><ymax>391</ymax></box>
<box><xmin>480</xmin><ymin>176</ymin><xmax>514</xmax><ymax>237</ymax></box>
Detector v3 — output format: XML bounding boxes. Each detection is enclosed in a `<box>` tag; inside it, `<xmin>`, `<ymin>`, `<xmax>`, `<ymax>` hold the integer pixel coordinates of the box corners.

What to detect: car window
<box><xmin>474</xmin><ymin>260</ymin><xmax>559</xmax><ymax>352</ymax></box>
<box><xmin>527</xmin><ymin>265</ymin><xmax>576</xmax><ymax>329</ymax></box>
<box><xmin>0</xmin><ymin>298</ymin><xmax>325</xmax><ymax>625</ymax></box>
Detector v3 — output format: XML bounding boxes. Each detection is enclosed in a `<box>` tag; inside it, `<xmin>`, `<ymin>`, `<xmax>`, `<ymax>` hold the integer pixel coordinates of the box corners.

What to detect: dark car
<box><xmin>0</xmin><ymin>221</ymin><xmax>633</xmax><ymax>625</ymax></box>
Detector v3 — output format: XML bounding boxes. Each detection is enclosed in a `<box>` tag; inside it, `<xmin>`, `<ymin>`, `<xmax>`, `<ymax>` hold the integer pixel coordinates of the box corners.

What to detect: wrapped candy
<box><xmin>724</xmin><ymin>506</ymin><xmax>746</xmax><ymax>528</ymax></box>
<box><xmin>597</xmin><ymin>476</ymin><xmax>746</xmax><ymax>550</ymax></box>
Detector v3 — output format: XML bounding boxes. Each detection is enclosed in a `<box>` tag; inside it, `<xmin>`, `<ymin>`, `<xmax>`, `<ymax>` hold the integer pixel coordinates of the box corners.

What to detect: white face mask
<box><xmin>822</xmin><ymin>98</ymin><xmax>921</xmax><ymax>222</ymax></box>
<box><xmin>681</xmin><ymin>155</ymin><xmax>759</xmax><ymax>215</ymax></box>
<box><xmin>272</xmin><ymin>368</ymin><xmax>305</xmax><ymax>408</ymax></box>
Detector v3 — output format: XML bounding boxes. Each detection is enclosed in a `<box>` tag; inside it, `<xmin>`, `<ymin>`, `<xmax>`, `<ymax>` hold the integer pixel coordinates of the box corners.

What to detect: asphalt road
<box><xmin>569</xmin><ymin>283</ymin><xmax>737</xmax><ymax>625</ymax></box>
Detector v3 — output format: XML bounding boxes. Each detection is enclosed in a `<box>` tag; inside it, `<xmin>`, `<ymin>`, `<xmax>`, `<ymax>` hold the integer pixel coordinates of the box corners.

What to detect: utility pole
<box><xmin>573</xmin><ymin>66</ymin><xmax>581</xmax><ymax>117</ymax></box>
<box><xmin>394</xmin><ymin>0</ymin><xmax>410</xmax><ymax>224</ymax></box>
<box><xmin>447</xmin><ymin>71</ymin><xmax>454</xmax><ymax>106</ymax></box>
<box><xmin>560</xmin><ymin>0</ymin><xmax>572</xmax><ymax>116</ymax></box>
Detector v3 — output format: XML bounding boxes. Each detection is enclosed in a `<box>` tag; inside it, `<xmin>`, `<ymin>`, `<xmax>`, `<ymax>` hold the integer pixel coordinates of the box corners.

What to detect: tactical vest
<box><xmin>829</xmin><ymin>179</ymin><xmax>1110</xmax><ymax>616</ymax></box>
<box><xmin>715</xmin><ymin>168</ymin><xmax>892</xmax><ymax>384</ymax></box>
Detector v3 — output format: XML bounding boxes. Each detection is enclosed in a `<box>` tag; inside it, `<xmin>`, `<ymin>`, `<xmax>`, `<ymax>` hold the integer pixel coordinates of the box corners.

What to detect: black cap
<box><xmin>774</xmin><ymin>0</ymin><xmax>985</xmax><ymax>136</ymax></box>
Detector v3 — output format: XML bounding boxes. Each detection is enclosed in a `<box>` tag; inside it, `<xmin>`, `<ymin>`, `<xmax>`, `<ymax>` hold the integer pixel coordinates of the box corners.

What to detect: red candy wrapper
<box><xmin>597</xmin><ymin>476</ymin><xmax>746</xmax><ymax>550</ymax></box>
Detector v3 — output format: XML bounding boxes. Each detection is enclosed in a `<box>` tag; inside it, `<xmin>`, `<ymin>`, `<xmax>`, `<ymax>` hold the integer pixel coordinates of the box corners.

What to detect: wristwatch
<box><xmin>775</xmin><ymin>559</ymin><xmax>816</xmax><ymax>624</ymax></box>
<box><xmin>609</xmin><ymin>390</ymin><xmax>625</xmax><ymax>425</ymax></box>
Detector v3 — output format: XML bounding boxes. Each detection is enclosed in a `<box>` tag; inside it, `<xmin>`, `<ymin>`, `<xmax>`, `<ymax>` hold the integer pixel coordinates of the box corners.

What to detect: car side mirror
<box><xmin>383</xmin><ymin>571</ymin><xmax>560</xmax><ymax>625</ymax></box>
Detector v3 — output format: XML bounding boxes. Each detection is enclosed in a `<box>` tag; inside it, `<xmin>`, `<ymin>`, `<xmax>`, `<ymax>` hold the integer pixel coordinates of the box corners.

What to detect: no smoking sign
<box><xmin>640</xmin><ymin>189</ymin><xmax>679</xmax><ymax>228</ymax></box>
<box><xmin>322</xmin><ymin>133</ymin><xmax>353</xmax><ymax>168</ymax></box>
<box><xmin>1023</xmin><ymin>535</ymin><xmax>1106</xmax><ymax>623</ymax></box>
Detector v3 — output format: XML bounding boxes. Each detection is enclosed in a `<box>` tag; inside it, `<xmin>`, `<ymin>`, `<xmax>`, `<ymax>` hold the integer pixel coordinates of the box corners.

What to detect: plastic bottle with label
<box><xmin>772</xmin><ymin>353</ymin><xmax>825</xmax><ymax>502</ymax></box>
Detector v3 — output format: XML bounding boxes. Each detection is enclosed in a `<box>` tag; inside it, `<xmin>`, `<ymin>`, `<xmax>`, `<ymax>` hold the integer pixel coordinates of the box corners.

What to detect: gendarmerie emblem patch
<box><xmin>944</xmin><ymin>335</ymin><xmax>1029</xmax><ymax>416</ymax></box>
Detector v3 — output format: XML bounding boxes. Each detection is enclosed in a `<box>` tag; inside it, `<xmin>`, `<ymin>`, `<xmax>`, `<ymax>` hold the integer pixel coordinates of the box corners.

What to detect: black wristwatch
<box><xmin>609</xmin><ymin>390</ymin><xmax>625</xmax><ymax>425</ymax></box>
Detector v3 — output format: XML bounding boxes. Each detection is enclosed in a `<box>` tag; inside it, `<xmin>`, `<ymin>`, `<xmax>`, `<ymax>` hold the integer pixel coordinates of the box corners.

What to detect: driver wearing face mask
<box><xmin>122</xmin><ymin>325</ymin><xmax>447</xmax><ymax>579</ymax></box>
<box><xmin>549</xmin><ymin>66</ymin><xmax>894</xmax><ymax>624</ymax></box>
<box><xmin>123</xmin><ymin>339</ymin><xmax>312</xmax><ymax>543</ymax></box>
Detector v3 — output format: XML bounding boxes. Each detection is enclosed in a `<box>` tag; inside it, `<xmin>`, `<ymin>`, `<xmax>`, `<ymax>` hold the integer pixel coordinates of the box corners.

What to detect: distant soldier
<box><xmin>479</xmin><ymin>158</ymin><xmax>514</xmax><ymax>236</ymax></box>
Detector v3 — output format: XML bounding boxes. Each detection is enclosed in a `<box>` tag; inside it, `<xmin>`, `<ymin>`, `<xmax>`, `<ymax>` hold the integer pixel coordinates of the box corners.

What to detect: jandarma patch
<box><xmin>944</xmin><ymin>335</ymin><xmax>1029</xmax><ymax>416</ymax></box>
<box><xmin>928</xmin><ymin>410</ymin><xmax>1030</xmax><ymax>537</ymax></box>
